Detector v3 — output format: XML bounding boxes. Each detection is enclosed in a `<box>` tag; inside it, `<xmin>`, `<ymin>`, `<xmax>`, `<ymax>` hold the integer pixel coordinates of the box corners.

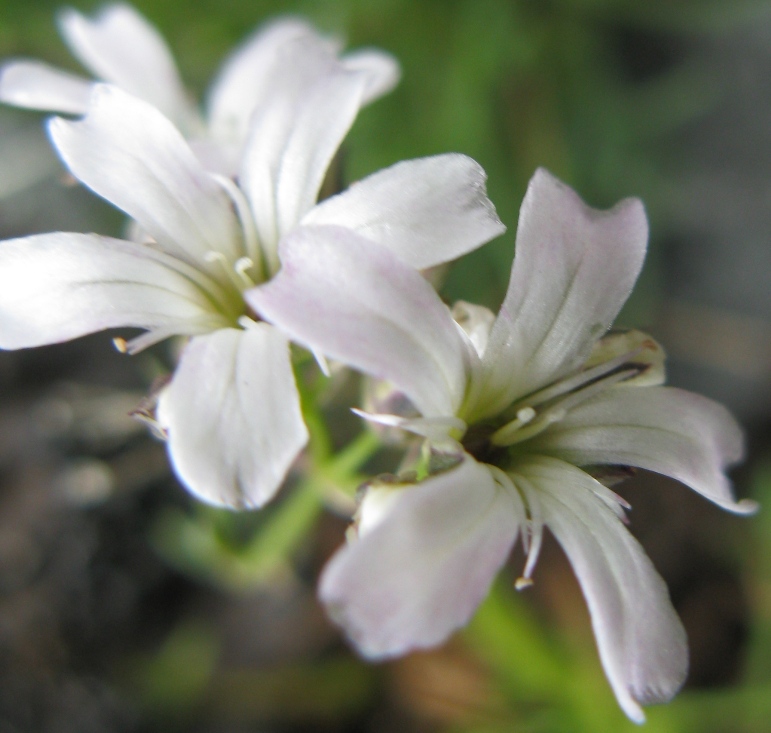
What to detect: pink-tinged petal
<box><xmin>207</xmin><ymin>17</ymin><xmax>335</xmax><ymax>149</ymax></box>
<box><xmin>320</xmin><ymin>456</ymin><xmax>522</xmax><ymax>657</ymax></box>
<box><xmin>302</xmin><ymin>154</ymin><xmax>504</xmax><ymax>270</ymax></box>
<box><xmin>0</xmin><ymin>60</ymin><xmax>92</xmax><ymax>114</ymax></box>
<box><xmin>473</xmin><ymin>169</ymin><xmax>648</xmax><ymax>420</ymax></box>
<box><xmin>156</xmin><ymin>326</ymin><xmax>308</xmax><ymax>509</ymax></box>
<box><xmin>273</xmin><ymin>70</ymin><xmax>367</xmax><ymax>236</ymax></box>
<box><xmin>515</xmin><ymin>457</ymin><xmax>688</xmax><ymax>723</ymax></box>
<box><xmin>58</xmin><ymin>4</ymin><xmax>192</xmax><ymax>128</ymax></box>
<box><xmin>341</xmin><ymin>48</ymin><xmax>400</xmax><ymax>104</ymax></box>
<box><xmin>0</xmin><ymin>232</ymin><xmax>227</xmax><ymax>349</ymax></box>
<box><xmin>528</xmin><ymin>386</ymin><xmax>755</xmax><ymax>514</ymax></box>
<box><xmin>48</xmin><ymin>85</ymin><xmax>242</xmax><ymax>269</ymax></box>
<box><xmin>247</xmin><ymin>225</ymin><xmax>468</xmax><ymax>418</ymax></box>
<box><xmin>239</xmin><ymin>44</ymin><xmax>367</xmax><ymax>267</ymax></box>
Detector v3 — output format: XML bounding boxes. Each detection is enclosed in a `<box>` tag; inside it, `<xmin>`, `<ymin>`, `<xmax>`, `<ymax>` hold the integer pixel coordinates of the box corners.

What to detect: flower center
<box><xmin>461</xmin><ymin>342</ymin><xmax>655</xmax><ymax>463</ymax></box>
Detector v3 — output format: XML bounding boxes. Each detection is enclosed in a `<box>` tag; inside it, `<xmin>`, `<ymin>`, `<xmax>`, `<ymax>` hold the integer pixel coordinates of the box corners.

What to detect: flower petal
<box><xmin>0</xmin><ymin>60</ymin><xmax>92</xmax><ymax>114</ymax></box>
<box><xmin>207</xmin><ymin>17</ymin><xmax>335</xmax><ymax>149</ymax></box>
<box><xmin>58</xmin><ymin>4</ymin><xmax>192</xmax><ymax>128</ymax></box>
<box><xmin>319</xmin><ymin>455</ymin><xmax>522</xmax><ymax>657</ymax></box>
<box><xmin>0</xmin><ymin>232</ymin><xmax>226</xmax><ymax>349</ymax></box>
<box><xmin>452</xmin><ymin>301</ymin><xmax>496</xmax><ymax>359</ymax></box>
<box><xmin>473</xmin><ymin>168</ymin><xmax>648</xmax><ymax>420</ymax></box>
<box><xmin>247</xmin><ymin>225</ymin><xmax>469</xmax><ymax>418</ymax></box>
<box><xmin>239</xmin><ymin>44</ymin><xmax>368</xmax><ymax>267</ymax></box>
<box><xmin>515</xmin><ymin>457</ymin><xmax>688</xmax><ymax>723</ymax></box>
<box><xmin>48</xmin><ymin>84</ymin><xmax>242</xmax><ymax>269</ymax></box>
<box><xmin>528</xmin><ymin>386</ymin><xmax>755</xmax><ymax>514</ymax></box>
<box><xmin>156</xmin><ymin>325</ymin><xmax>308</xmax><ymax>509</ymax></box>
<box><xmin>340</xmin><ymin>48</ymin><xmax>400</xmax><ymax>104</ymax></box>
<box><xmin>301</xmin><ymin>154</ymin><xmax>505</xmax><ymax>270</ymax></box>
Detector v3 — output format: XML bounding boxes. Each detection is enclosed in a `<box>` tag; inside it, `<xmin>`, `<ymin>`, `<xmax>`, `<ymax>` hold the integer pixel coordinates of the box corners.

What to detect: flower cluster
<box><xmin>0</xmin><ymin>4</ymin><xmax>756</xmax><ymax>723</ymax></box>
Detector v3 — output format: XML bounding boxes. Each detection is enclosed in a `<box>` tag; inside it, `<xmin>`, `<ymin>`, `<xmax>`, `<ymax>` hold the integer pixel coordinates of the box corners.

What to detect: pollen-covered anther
<box><xmin>515</xmin><ymin>576</ymin><xmax>534</xmax><ymax>591</ymax></box>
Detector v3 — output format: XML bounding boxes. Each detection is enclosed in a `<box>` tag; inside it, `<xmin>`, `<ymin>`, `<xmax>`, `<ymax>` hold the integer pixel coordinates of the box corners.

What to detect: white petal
<box><xmin>0</xmin><ymin>232</ymin><xmax>225</xmax><ymax>349</ymax></box>
<box><xmin>239</xmin><ymin>43</ymin><xmax>367</xmax><ymax>265</ymax></box>
<box><xmin>207</xmin><ymin>17</ymin><xmax>335</xmax><ymax>149</ymax></box>
<box><xmin>247</xmin><ymin>225</ymin><xmax>469</xmax><ymax>418</ymax></box>
<box><xmin>319</xmin><ymin>456</ymin><xmax>522</xmax><ymax>657</ymax></box>
<box><xmin>273</xmin><ymin>70</ymin><xmax>368</xmax><ymax>236</ymax></box>
<box><xmin>528</xmin><ymin>386</ymin><xmax>755</xmax><ymax>514</ymax></box>
<box><xmin>452</xmin><ymin>301</ymin><xmax>496</xmax><ymax>358</ymax></box>
<box><xmin>341</xmin><ymin>48</ymin><xmax>400</xmax><ymax>104</ymax></box>
<box><xmin>515</xmin><ymin>457</ymin><xmax>688</xmax><ymax>723</ymax></box>
<box><xmin>301</xmin><ymin>154</ymin><xmax>505</xmax><ymax>270</ymax></box>
<box><xmin>48</xmin><ymin>84</ymin><xmax>242</xmax><ymax>268</ymax></box>
<box><xmin>156</xmin><ymin>326</ymin><xmax>308</xmax><ymax>509</ymax></box>
<box><xmin>474</xmin><ymin>168</ymin><xmax>648</xmax><ymax>420</ymax></box>
<box><xmin>0</xmin><ymin>60</ymin><xmax>92</xmax><ymax>114</ymax></box>
<box><xmin>58</xmin><ymin>5</ymin><xmax>192</xmax><ymax>128</ymax></box>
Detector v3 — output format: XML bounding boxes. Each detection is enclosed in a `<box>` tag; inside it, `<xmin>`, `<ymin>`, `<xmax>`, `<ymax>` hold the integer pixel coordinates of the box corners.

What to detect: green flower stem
<box><xmin>239</xmin><ymin>427</ymin><xmax>382</xmax><ymax>579</ymax></box>
<box><xmin>152</xmin><ymin>406</ymin><xmax>382</xmax><ymax>592</ymax></box>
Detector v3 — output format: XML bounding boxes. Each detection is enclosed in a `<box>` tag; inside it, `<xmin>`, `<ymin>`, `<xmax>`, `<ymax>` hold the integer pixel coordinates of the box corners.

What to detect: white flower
<box><xmin>0</xmin><ymin>78</ymin><xmax>504</xmax><ymax>509</ymax></box>
<box><xmin>0</xmin><ymin>3</ymin><xmax>399</xmax><ymax>175</ymax></box>
<box><xmin>248</xmin><ymin>168</ymin><xmax>756</xmax><ymax>722</ymax></box>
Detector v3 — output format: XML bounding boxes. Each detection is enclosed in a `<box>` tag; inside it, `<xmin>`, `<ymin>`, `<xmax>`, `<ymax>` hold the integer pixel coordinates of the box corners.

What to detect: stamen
<box><xmin>120</xmin><ymin>327</ymin><xmax>184</xmax><ymax>355</ymax></box>
<box><xmin>235</xmin><ymin>257</ymin><xmax>256</xmax><ymax>287</ymax></box>
<box><xmin>490</xmin><ymin>406</ymin><xmax>536</xmax><ymax>444</ymax></box>
<box><xmin>118</xmin><ymin>318</ymin><xmax>227</xmax><ymax>355</ymax></box>
<box><xmin>546</xmin><ymin>368</ymin><xmax>637</xmax><ymax>416</ymax></box>
<box><xmin>204</xmin><ymin>250</ymin><xmax>249</xmax><ymax>293</ymax></box>
<box><xmin>351</xmin><ymin>409</ymin><xmax>467</xmax><ymax>443</ymax></box>
<box><xmin>146</xmin><ymin>248</ymin><xmax>240</xmax><ymax>322</ymax></box>
<box><xmin>507</xmin><ymin>346</ymin><xmax>645</xmax><ymax>417</ymax></box>
<box><xmin>492</xmin><ymin>408</ymin><xmax>566</xmax><ymax>447</ymax></box>
<box><xmin>492</xmin><ymin>366</ymin><xmax>641</xmax><ymax>447</ymax></box>
<box><xmin>211</xmin><ymin>173</ymin><xmax>265</xmax><ymax>280</ymax></box>
<box><xmin>511</xmin><ymin>472</ymin><xmax>544</xmax><ymax>585</ymax></box>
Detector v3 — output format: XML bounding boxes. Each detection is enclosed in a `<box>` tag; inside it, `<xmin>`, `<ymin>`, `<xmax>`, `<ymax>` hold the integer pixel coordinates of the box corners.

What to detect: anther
<box><xmin>211</xmin><ymin>173</ymin><xmax>265</xmax><ymax>278</ymax></box>
<box><xmin>235</xmin><ymin>257</ymin><xmax>256</xmax><ymax>287</ymax></box>
<box><xmin>205</xmin><ymin>250</ymin><xmax>228</xmax><ymax>265</ymax></box>
<box><xmin>490</xmin><ymin>406</ymin><xmax>536</xmax><ymax>444</ymax></box>
<box><xmin>205</xmin><ymin>250</ymin><xmax>250</xmax><ymax>292</ymax></box>
<box><xmin>112</xmin><ymin>337</ymin><xmax>128</xmax><ymax>353</ymax></box>
<box><xmin>492</xmin><ymin>407</ymin><xmax>563</xmax><ymax>446</ymax></box>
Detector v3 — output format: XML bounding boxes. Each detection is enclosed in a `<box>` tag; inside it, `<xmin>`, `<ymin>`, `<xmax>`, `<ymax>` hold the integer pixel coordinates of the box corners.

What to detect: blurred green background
<box><xmin>1</xmin><ymin>0</ymin><xmax>771</xmax><ymax>731</ymax></box>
